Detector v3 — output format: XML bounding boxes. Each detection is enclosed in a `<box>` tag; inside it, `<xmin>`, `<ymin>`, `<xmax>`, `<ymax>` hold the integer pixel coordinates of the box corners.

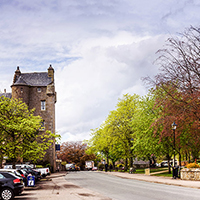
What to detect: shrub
<box><xmin>116</xmin><ymin>164</ymin><xmax>124</xmax><ymax>168</ymax></box>
<box><xmin>186</xmin><ymin>163</ymin><xmax>200</xmax><ymax>168</ymax></box>
<box><xmin>98</xmin><ymin>163</ymin><xmax>104</xmax><ymax>170</ymax></box>
<box><xmin>36</xmin><ymin>165</ymin><xmax>43</xmax><ymax>168</ymax></box>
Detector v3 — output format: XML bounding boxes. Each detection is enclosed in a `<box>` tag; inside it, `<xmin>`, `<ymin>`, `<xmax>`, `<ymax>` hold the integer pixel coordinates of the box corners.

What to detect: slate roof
<box><xmin>13</xmin><ymin>72</ymin><xmax>52</xmax><ymax>87</ymax></box>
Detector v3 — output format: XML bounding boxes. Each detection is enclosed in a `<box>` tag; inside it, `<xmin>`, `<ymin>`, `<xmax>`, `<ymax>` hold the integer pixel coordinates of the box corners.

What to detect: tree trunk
<box><xmin>129</xmin><ymin>156</ymin><xmax>133</xmax><ymax>168</ymax></box>
<box><xmin>112</xmin><ymin>160</ymin><xmax>115</xmax><ymax>169</ymax></box>
<box><xmin>12</xmin><ymin>158</ymin><xmax>16</xmax><ymax>169</ymax></box>
<box><xmin>0</xmin><ymin>153</ymin><xmax>3</xmax><ymax>169</ymax></box>
<box><xmin>179</xmin><ymin>148</ymin><xmax>181</xmax><ymax>167</ymax></box>
<box><xmin>167</xmin><ymin>154</ymin><xmax>171</xmax><ymax>174</ymax></box>
<box><xmin>125</xmin><ymin>158</ymin><xmax>128</xmax><ymax>171</ymax></box>
<box><xmin>189</xmin><ymin>152</ymin><xmax>191</xmax><ymax>163</ymax></box>
<box><xmin>106</xmin><ymin>151</ymin><xmax>109</xmax><ymax>165</ymax></box>
<box><xmin>185</xmin><ymin>151</ymin><xmax>188</xmax><ymax>161</ymax></box>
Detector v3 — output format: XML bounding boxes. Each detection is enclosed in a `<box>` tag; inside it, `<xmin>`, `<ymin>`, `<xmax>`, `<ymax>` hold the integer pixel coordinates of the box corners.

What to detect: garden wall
<box><xmin>181</xmin><ymin>168</ymin><xmax>200</xmax><ymax>181</ymax></box>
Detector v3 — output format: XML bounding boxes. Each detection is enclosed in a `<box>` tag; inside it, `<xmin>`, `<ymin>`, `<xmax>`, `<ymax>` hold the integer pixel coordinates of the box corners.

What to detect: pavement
<box><xmin>98</xmin><ymin>171</ymin><xmax>200</xmax><ymax>189</ymax></box>
<box><xmin>19</xmin><ymin>170</ymin><xmax>200</xmax><ymax>200</ymax></box>
<box><xmin>21</xmin><ymin>171</ymin><xmax>112</xmax><ymax>200</ymax></box>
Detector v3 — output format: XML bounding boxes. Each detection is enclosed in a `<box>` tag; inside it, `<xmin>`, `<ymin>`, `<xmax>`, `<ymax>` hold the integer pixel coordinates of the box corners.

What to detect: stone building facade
<box><xmin>10</xmin><ymin>65</ymin><xmax>56</xmax><ymax>171</ymax></box>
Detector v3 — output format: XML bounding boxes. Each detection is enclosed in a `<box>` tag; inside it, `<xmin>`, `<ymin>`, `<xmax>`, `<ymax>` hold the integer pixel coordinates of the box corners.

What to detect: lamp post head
<box><xmin>172</xmin><ymin>121</ymin><xmax>177</xmax><ymax>130</ymax></box>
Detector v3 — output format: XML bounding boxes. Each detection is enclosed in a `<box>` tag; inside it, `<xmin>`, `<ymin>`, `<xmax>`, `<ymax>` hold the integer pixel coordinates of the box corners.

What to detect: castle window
<box><xmin>21</xmin><ymin>88</ymin><xmax>23</xmax><ymax>93</ymax></box>
<box><xmin>37</xmin><ymin>87</ymin><xmax>41</xmax><ymax>92</ymax></box>
<box><xmin>41</xmin><ymin>100</ymin><xmax>46</xmax><ymax>110</ymax></box>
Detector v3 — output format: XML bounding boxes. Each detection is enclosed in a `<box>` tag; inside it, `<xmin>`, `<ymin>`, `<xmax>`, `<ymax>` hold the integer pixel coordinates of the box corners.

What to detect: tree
<box><xmin>0</xmin><ymin>96</ymin><xmax>57</xmax><ymax>168</ymax></box>
<box><xmin>87</xmin><ymin>124</ymin><xmax>124</xmax><ymax>168</ymax></box>
<box><xmin>143</xmin><ymin>26</ymin><xmax>200</xmax><ymax>161</ymax></box>
<box><xmin>87</xmin><ymin>94</ymin><xmax>140</xmax><ymax>169</ymax></box>
<box><xmin>57</xmin><ymin>141</ymin><xmax>96</xmax><ymax>170</ymax></box>
<box><xmin>131</xmin><ymin>93</ymin><xmax>159</xmax><ymax>161</ymax></box>
<box><xmin>106</xmin><ymin>94</ymin><xmax>140</xmax><ymax>169</ymax></box>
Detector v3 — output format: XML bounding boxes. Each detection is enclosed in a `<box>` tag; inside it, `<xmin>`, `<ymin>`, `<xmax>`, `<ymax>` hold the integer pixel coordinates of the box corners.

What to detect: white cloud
<box><xmin>0</xmin><ymin>0</ymin><xmax>199</xmax><ymax>142</ymax></box>
<box><xmin>55</xmin><ymin>34</ymin><xmax>167</xmax><ymax>142</ymax></box>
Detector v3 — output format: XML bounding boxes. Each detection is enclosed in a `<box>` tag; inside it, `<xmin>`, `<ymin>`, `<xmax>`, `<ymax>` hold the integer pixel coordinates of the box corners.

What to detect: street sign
<box><xmin>27</xmin><ymin>175</ymin><xmax>35</xmax><ymax>187</ymax></box>
<box><xmin>55</xmin><ymin>144</ymin><xmax>60</xmax><ymax>151</ymax></box>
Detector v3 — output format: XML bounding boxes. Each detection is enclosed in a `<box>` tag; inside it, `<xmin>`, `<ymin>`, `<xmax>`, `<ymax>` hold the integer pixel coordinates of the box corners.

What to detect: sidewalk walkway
<box><xmin>98</xmin><ymin>171</ymin><xmax>200</xmax><ymax>189</ymax></box>
<box><xmin>24</xmin><ymin>171</ymin><xmax>112</xmax><ymax>200</ymax></box>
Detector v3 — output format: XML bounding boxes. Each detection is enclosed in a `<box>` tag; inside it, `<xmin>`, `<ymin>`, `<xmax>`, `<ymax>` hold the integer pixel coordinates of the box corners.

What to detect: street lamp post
<box><xmin>172</xmin><ymin>121</ymin><xmax>177</xmax><ymax>178</ymax></box>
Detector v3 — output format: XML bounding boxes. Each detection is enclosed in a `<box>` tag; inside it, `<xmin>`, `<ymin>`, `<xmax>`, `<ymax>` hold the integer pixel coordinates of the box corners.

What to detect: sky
<box><xmin>0</xmin><ymin>0</ymin><xmax>200</xmax><ymax>143</ymax></box>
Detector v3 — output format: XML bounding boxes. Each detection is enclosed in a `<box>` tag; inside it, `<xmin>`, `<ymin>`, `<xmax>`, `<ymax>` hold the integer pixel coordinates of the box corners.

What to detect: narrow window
<box><xmin>37</xmin><ymin>87</ymin><xmax>41</xmax><ymax>92</ymax></box>
<box><xmin>21</xmin><ymin>88</ymin><xmax>23</xmax><ymax>93</ymax></box>
<box><xmin>41</xmin><ymin>100</ymin><xmax>46</xmax><ymax>110</ymax></box>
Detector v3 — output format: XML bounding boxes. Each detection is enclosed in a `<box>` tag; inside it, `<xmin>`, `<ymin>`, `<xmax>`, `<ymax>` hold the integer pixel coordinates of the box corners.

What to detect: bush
<box><xmin>186</xmin><ymin>163</ymin><xmax>200</xmax><ymax>168</ymax></box>
<box><xmin>36</xmin><ymin>165</ymin><xmax>44</xmax><ymax>168</ymax></box>
<box><xmin>116</xmin><ymin>164</ymin><xmax>124</xmax><ymax>168</ymax></box>
<box><xmin>98</xmin><ymin>163</ymin><xmax>104</xmax><ymax>170</ymax></box>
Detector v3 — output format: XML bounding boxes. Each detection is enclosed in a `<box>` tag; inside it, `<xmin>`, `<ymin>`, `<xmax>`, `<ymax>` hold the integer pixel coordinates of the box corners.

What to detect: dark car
<box><xmin>0</xmin><ymin>169</ymin><xmax>27</xmax><ymax>186</ymax></box>
<box><xmin>22</xmin><ymin>168</ymin><xmax>41</xmax><ymax>181</ymax></box>
<box><xmin>0</xmin><ymin>171</ymin><xmax>24</xmax><ymax>200</ymax></box>
<box><xmin>16</xmin><ymin>169</ymin><xmax>28</xmax><ymax>186</ymax></box>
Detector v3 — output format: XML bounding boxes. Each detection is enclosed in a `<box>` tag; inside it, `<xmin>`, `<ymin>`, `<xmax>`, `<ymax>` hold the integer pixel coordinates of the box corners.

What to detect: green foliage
<box><xmin>36</xmin><ymin>165</ymin><xmax>44</xmax><ymax>168</ymax></box>
<box><xmin>130</xmin><ymin>90</ymin><xmax>174</xmax><ymax>162</ymax></box>
<box><xmin>0</xmin><ymin>96</ymin><xmax>58</xmax><ymax>166</ymax></box>
<box><xmin>87</xmin><ymin>94</ymin><xmax>140</xmax><ymax>167</ymax></box>
<box><xmin>61</xmin><ymin>161</ymin><xmax>67</xmax><ymax>166</ymax></box>
<box><xmin>116</xmin><ymin>163</ymin><xmax>124</xmax><ymax>168</ymax></box>
<box><xmin>98</xmin><ymin>163</ymin><xmax>104</xmax><ymax>170</ymax></box>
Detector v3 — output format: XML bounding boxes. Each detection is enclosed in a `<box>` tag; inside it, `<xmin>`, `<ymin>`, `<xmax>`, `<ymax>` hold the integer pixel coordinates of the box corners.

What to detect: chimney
<box><xmin>48</xmin><ymin>64</ymin><xmax>54</xmax><ymax>82</ymax></box>
<box><xmin>13</xmin><ymin>66</ymin><xmax>21</xmax><ymax>84</ymax></box>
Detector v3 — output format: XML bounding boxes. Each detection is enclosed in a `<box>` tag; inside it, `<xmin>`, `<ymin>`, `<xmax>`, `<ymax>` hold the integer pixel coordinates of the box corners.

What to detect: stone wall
<box><xmin>181</xmin><ymin>168</ymin><xmax>200</xmax><ymax>181</ymax></box>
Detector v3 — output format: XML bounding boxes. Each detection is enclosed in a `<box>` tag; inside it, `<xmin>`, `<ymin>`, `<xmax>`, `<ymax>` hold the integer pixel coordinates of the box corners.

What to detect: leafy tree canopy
<box><xmin>0</xmin><ymin>97</ymin><xmax>58</xmax><ymax>167</ymax></box>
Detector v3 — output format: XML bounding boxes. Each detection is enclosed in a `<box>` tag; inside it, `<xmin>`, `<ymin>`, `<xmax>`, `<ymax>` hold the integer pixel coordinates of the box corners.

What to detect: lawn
<box><xmin>135</xmin><ymin>169</ymin><xmax>145</xmax><ymax>174</ymax></box>
<box><xmin>153</xmin><ymin>171</ymin><xmax>173</xmax><ymax>177</ymax></box>
<box><xmin>149</xmin><ymin>168</ymin><xmax>168</xmax><ymax>173</ymax></box>
<box><xmin>134</xmin><ymin>167</ymin><xmax>168</xmax><ymax>174</ymax></box>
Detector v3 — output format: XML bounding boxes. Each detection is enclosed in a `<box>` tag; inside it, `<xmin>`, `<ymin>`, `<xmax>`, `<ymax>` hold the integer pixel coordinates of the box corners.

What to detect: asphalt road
<box><xmin>65</xmin><ymin>171</ymin><xmax>200</xmax><ymax>200</ymax></box>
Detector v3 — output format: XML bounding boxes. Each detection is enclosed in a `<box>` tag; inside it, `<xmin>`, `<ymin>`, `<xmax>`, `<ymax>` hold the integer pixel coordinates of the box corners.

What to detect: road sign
<box><xmin>27</xmin><ymin>175</ymin><xmax>35</xmax><ymax>187</ymax></box>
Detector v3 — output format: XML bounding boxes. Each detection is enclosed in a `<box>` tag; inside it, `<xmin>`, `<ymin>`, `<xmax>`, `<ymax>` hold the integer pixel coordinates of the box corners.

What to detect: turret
<box><xmin>48</xmin><ymin>64</ymin><xmax>54</xmax><ymax>82</ymax></box>
<box><xmin>11</xmin><ymin>66</ymin><xmax>30</xmax><ymax>106</ymax></box>
<box><xmin>13</xmin><ymin>66</ymin><xmax>21</xmax><ymax>84</ymax></box>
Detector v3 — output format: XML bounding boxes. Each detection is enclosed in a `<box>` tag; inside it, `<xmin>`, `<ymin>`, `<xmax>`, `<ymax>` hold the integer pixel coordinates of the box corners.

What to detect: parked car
<box><xmin>22</xmin><ymin>168</ymin><xmax>41</xmax><ymax>181</ymax></box>
<box><xmin>75</xmin><ymin>165</ymin><xmax>80</xmax><ymax>171</ymax></box>
<box><xmin>16</xmin><ymin>169</ymin><xmax>28</xmax><ymax>186</ymax></box>
<box><xmin>4</xmin><ymin>164</ymin><xmax>33</xmax><ymax>170</ymax></box>
<box><xmin>160</xmin><ymin>160</ymin><xmax>178</xmax><ymax>167</ymax></box>
<box><xmin>0</xmin><ymin>171</ymin><xmax>24</xmax><ymax>200</ymax></box>
<box><xmin>92</xmin><ymin>167</ymin><xmax>98</xmax><ymax>171</ymax></box>
<box><xmin>4</xmin><ymin>164</ymin><xmax>50</xmax><ymax>178</ymax></box>
<box><xmin>35</xmin><ymin>167</ymin><xmax>50</xmax><ymax>178</ymax></box>
<box><xmin>161</xmin><ymin>161</ymin><xmax>169</xmax><ymax>167</ymax></box>
<box><xmin>65</xmin><ymin>164</ymin><xmax>76</xmax><ymax>171</ymax></box>
<box><xmin>0</xmin><ymin>169</ymin><xmax>27</xmax><ymax>186</ymax></box>
<box><xmin>156</xmin><ymin>163</ymin><xmax>161</xmax><ymax>167</ymax></box>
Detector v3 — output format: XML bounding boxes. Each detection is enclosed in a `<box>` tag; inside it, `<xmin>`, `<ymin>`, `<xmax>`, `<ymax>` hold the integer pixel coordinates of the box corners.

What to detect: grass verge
<box><xmin>152</xmin><ymin>171</ymin><xmax>173</xmax><ymax>177</ymax></box>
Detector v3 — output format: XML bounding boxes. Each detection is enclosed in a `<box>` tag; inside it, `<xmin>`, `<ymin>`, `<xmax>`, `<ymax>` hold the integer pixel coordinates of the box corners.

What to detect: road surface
<box><xmin>65</xmin><ymin>171</ymin><xmax>200</xmax><ymax>200</ymax></box>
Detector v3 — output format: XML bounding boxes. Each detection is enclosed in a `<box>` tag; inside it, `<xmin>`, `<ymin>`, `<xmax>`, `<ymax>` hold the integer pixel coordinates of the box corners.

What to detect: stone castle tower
<box><xmin>11</xmin><ymin>65</ymin><xmax>56</xmax><ymax>171</ymax></box>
